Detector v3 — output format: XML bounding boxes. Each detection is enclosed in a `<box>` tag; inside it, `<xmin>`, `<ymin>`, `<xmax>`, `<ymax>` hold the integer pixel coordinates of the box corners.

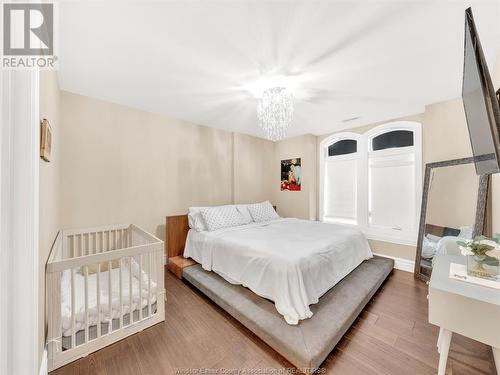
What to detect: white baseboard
<box><xmin>373</xmin><ymin>253</ymin><xmax>414</xmax><ymax>273</ymax></box>
<box><xmin>39</xmin><ymin>347</ymin><xmax>48</xmax><ymax>375</ymax></box>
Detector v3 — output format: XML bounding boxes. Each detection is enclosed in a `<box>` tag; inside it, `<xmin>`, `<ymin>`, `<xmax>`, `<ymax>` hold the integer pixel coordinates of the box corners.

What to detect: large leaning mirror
<box><xmin>414</xmin><ymin>157</ymin><xmax>489</xmax><ymax>281</ymax></box>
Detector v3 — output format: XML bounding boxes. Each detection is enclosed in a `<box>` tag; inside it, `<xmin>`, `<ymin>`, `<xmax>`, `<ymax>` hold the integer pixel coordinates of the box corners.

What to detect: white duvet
<box><xmin>184</xmin><ymin>218</ymin><xmax>372</xmax><ymax>325</ymax></box>
<box><xmin>60</xmin><ymin>259</ymin><xmax>157</xmax><ymax>336</ymax></box>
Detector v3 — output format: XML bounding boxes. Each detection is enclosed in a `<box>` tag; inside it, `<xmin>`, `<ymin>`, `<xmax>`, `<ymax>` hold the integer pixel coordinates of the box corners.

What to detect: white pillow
<box><xmin>425</xmin><ymin>233</ymin><xmax>441</xmax><ymax>243</ymax></box>
<box><xmin>200</xmin><ymin>205</ymin><xmax>247</xmax><ymax>231</ymax></box>
<box><xmin>188</xmin><ymin>207</ymin><xmax>208</xmax><ymax>232</ymax></box>
<box><xmin>459</xmin><ymin>226</ymin><xmax>473</xmax><ymax>239</ymax></box>
<box><xmin>247</xmin><ymin>201</ymin><xmax>280</xmax><ymax>223</ymax></box>
<box><xmin>235</xmin><ymin>204</ymin><xmax>253</xmax><ymax>224</ymax></box>
<box><xmin>421</xmin><ymin>237</ymin><xmax>438</xmax><ymax>259</ymax></box>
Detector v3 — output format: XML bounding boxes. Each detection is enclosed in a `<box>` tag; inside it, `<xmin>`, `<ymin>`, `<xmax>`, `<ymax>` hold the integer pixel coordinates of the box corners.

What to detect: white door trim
<box><xmin>0</xmin><ymin>68</ymin><xmax>40</xmax><ymax>375</ymax></box>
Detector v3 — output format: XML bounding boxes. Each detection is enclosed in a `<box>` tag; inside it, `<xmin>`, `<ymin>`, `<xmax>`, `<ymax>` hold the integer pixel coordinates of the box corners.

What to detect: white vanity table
<box><xmin>429</xmin><ymin>254</ymin><xmax>500</xmax><ymax>375</ymax></box>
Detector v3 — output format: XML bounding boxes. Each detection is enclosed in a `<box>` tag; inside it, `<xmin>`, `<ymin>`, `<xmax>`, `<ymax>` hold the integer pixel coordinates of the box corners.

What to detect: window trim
<box><xmin>319</xmin><ymin>122</ymin><xmax>422</xmax><ymax>246</ymax></box>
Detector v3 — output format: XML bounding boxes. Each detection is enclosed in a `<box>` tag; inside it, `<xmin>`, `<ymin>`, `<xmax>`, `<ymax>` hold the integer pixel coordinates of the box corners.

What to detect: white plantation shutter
<box><xmin>324</xmin><ymin>158</ymin><xmax>357</xmax><ymax>223</ymax></box>
<box><xmin>368</xmin><ymin>152</ymin><xmax>416</xmax><ymax>231</ymax></box>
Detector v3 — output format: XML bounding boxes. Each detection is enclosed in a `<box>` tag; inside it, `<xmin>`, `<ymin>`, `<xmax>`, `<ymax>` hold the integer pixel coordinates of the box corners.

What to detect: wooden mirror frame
<box><xmin>414</xmin><ymin>157</ymin><xmax>490</xmax><ymax>282</ymax></box>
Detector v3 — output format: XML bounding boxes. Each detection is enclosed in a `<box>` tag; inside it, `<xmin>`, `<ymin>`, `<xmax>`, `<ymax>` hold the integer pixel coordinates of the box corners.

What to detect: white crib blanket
<box><xmin>60</xmin><ymin>259</ymin><xmax>157</xmax><ymax>336</ymax></box>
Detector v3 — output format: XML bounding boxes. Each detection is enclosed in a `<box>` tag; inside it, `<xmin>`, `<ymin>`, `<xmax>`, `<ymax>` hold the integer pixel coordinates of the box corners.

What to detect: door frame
<box><xmin>0</xmin><ymin>68</ymin><xmax>41</xmax><ymax>375</ymax></box>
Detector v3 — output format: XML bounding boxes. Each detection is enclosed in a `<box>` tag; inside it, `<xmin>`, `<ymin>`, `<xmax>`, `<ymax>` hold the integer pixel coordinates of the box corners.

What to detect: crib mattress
<box><xmin>62</xmin><ymin>302</ymin><xmax>157</xmax><ymax>350</ymax></box>
<box><xmin>60</xmin><ymin>258</ymin><xmax>157</xmax><ymax>336</ymax></box>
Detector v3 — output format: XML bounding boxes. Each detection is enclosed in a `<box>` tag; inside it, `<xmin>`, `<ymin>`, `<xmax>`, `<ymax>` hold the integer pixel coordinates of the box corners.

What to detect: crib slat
<box><xmin>119</xmin><ymin>258</ymin><xmax>123</xmax><ymax>328</ymax></box>
<box><xmin>97</xmin><ymin>262</ymin><xmax>101</xmax><ymax>338</ymax></box>
<box><xmin>139</xmin><ymin>254</ymin><xmax>143</xmax><ymax>321</ymax></box>
<box><xmin>68</xmin><ymin>235</ymin><xmax>73</xmax><ymax>259</ymax></box>
<box><xmin>100</xmin><ymin>231</ymin><xmax>104</xmax><ymax>253</ymax></box>
<box><xmin>79</xmin><ymin>234</ymin><xmax>82</xmax><ymax>257</ymax></box>
<box><xmin>86</xmin><ymin>233</ymin><xmax>90</xmax><ymax>255</ymax></box>
<box><xmin>71</xmin><ymin>268</ymin><xmax>76</xmax><ymax>349</ymax></box>
<box><xmin>108</xmin><ymin>260</ymin><xmax>112</xmax><ymax>332</ymax></box>
<box><xmin>129</xmin><ymin>256</ymin><xmax>133</xmax><ymax>324</ymax></box>
<box><xmin>148</xmin><ymin>252</ymin><xmax>151</xmax><ymax>317</ymax></box>
<box><xmin>84</xmin><ymin>266</ymin><xmax>89</xmax><ymax>343</ymax></box>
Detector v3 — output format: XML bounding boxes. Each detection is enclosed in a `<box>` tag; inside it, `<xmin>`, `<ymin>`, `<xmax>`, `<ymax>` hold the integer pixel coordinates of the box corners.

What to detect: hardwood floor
<box><xmin>51</xmin><ymin>269</ymin><xmax>497</xmax><ymax>375</ymax></box>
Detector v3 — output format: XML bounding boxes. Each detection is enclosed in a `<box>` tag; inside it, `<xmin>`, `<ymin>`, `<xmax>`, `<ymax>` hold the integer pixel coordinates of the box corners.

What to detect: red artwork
<box><xmin>281</xmin><ymin>158</ymin><xmax>301</xmax><ymax>191</ymax></box>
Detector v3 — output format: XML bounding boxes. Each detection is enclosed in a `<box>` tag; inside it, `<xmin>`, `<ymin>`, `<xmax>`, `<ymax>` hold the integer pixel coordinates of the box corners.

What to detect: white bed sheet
<box><xmin>184</xmin><ymin>218</ymin><xmax>372</xmax><ymax>325</ymax></box>
<box><xmin>60</xmin><ymin>259</ymin><xmax>157</xmax><ymax>336</ymax></box>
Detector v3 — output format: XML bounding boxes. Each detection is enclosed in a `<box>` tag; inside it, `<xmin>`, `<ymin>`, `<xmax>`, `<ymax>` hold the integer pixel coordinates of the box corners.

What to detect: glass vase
<box><xmin>467</xmin><ymin>255</ymin><xmax>500</xmax><ymax>282</ymax></box>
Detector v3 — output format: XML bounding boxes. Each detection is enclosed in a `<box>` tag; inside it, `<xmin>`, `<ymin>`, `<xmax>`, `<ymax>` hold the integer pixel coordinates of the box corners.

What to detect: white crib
<box><xmin>46</xmin><ymin>224</ymin><xmax>165</xmax><ymax>371</ymax></box>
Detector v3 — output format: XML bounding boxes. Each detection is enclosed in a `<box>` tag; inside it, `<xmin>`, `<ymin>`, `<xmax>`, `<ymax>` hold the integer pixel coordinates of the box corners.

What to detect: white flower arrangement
<box><xmin>457</xmin><ymin>236</ymin><xmax>500</xmax><ymax>261</ymax></box>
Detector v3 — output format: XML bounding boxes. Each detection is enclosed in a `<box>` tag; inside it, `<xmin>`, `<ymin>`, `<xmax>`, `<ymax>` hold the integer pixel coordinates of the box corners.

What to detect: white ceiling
<box><xmin>58</xmin><ymin>1</ymin><xmax>500</xmax><ymax>140</ymax></box>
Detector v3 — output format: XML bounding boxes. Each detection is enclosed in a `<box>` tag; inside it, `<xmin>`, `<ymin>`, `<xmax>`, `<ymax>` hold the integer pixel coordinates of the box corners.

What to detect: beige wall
<box><xmin>233</xmin><ymin>133</ymin><xmax>274</xmax><ymax>204</ymax></box>
<box><xmin>59</xmin><ymin>91</ymin><xmax>276</xmax><ymax>241</ymax></box>
<box><xmin>38</xmin><ymin>71</ymin><xmax>61</xmax><ymax>365</ymax></box>
<box><xmin>422</xmin><ymin>98</ymin><xmax>472</xmax><ymax>162</ymax></box>
<box><xmin>426</xmin><ymin>163</ymin><xmax>478</xmax><ymax>229</ymax></box>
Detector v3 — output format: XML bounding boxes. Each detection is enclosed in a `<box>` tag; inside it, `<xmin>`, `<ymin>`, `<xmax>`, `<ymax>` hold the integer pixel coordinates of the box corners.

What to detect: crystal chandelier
<box><xmin>257</xmin><ymin>87</ymin><xmax>294</xmax><ymax>141</ymax></box>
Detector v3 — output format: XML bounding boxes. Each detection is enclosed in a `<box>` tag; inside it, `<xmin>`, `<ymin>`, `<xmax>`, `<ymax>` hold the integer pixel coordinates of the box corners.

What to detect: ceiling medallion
<box><xmin>257</xmin><ymin>87</ymin><xmax>294</xmax><ymax>141</ymax></box>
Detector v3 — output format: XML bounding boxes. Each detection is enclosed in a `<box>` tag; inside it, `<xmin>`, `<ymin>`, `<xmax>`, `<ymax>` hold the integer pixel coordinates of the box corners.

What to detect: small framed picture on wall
<box><xmin>40</xmin><ymin>119</ymin><xmax>52</xmax><ymax>162</ymax></box>
<box><xmin>281</xmin><ymin>158</ymin><xmax>301</xmax><ymax>191</ymax></box>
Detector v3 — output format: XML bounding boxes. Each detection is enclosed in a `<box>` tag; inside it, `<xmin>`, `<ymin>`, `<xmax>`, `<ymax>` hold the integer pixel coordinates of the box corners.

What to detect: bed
<box><xmin>184</xmin><ymin>217</ymin><xmax>372</xmax><ymax>324</ymax></box>
<box><xmin>166</xmin><ymin>202</ymin><xmax>394</xmax><ymax>371</ymax></box>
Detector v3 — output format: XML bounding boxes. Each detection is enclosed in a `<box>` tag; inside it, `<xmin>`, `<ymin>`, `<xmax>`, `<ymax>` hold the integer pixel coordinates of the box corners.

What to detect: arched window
<box><xmin>365</xmin><ymin>122</ymin><xmax>421</xmax><ymax>243</ymax></box>
<box><xmin>320</xmin><ymin>133</ymin><xmax>361</xmax><ymax>225</ymax></box>
<box><xmin>320</xmin><ymin>122</ymin><xmax>422</xmax><ymax>245</ymax></box>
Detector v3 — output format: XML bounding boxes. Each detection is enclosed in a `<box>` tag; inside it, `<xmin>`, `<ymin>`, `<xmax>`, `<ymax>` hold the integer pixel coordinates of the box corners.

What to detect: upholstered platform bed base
<box><xmin>183</xmin><ymin>256</ymin><xmax>394</xmax><ymax>371</ymax></box>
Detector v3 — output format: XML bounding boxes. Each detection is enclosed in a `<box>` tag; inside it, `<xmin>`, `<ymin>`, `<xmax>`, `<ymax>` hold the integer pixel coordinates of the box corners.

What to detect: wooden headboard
<box><xmin>165</xmin><ymin>206</ymin><xmax>276</xmax><ymax>259</ymax></box>
<box><xmin>425</xmin><ymin>223</ymin><xmax>461</xmax><ymax>238</ymax></box>
<box><xmin>166</xmin><ymin>214</ymin><xmax>189</xmax><ymax>258</ymax></box>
